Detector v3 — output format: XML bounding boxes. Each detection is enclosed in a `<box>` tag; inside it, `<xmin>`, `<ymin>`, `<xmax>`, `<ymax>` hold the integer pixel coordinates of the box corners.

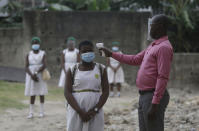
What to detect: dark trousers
<box><xmin>138</xmin><ymin>90</ymin><xmax>170</xmax><ymax>131</ymax></box>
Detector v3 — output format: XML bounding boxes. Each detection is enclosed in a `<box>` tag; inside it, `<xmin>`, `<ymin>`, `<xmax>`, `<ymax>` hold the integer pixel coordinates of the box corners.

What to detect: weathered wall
<box><xmin>0</xmin><ymin>28</ymin><xmax>29</xmax><ymax>68</ymax></box>
<box><xmin>23</xmin><ymin>11</ymin><xmax>150</xmax><ymax>85</ymax></box>
<box><xmin>168</xmin><ymin>53</ymin><xmax>199</xmax><ymax>89</ymax></box>
<box><xmin>0</xmin><ymin>11</ymin><xmax>199</xmax><ymax>89</ymax></box>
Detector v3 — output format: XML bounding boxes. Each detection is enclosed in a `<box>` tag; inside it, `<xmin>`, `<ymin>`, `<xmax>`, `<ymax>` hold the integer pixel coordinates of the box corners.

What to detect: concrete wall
<box><xmin>0</xmin><ymin>11</ymin><xmax>199</xmax><ymax>89</ymax></box>
<box><xmin>168</xmin><ymin>53</ymin><xmax>199</xmax><ymax>89</ymax></box>
<box><xmin>23</xmin><ymin>11</ymin><xmax>150</xmax><ymax>85</ymax></box>
<box><xmin>0</xmin><ymin>28</ymin><xmax>29</xmax><ymax>68</ymax></box>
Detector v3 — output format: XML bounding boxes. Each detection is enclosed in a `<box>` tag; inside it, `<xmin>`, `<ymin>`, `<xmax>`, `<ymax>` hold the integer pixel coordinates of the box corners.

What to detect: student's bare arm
<box><xmin>61</xmin><ymin>53</ymin><xmax>66</xmax><ymax>73</ymax></box>
<box><xmin>38</xmin><ymin>55</ymin><xmax>46</xmax><ymax>73</ymax></box>
<box><xmin>25</xmin><ymin>54</ymin><xmax>33</xmax><ymax>76</ymax></box>
<box><xmin>77</xmin><ymin>53</ymin><xmax>80</xmax><ymax>63</ymax></box>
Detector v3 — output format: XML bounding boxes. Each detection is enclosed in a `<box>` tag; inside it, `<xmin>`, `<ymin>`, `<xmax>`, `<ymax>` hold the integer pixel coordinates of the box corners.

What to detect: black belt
<box><xmin>139</xmin><ymin>88</ymin><xmax>155</xmax><ymax>95</ymax></box>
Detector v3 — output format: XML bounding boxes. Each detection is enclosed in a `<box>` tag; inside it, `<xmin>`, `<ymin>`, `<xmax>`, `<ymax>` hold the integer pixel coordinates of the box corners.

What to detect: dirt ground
<box><xmin>0</xmin><ymin>85</ymin><xmax>199</xmax><ymax>131</ymax></box>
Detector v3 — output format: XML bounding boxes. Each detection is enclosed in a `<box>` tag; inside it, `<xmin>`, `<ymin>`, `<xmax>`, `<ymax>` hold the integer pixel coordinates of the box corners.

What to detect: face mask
<box><xmin>112</xmin><ymin>46</ymin><xmax>119</xmax><ymax>52</ymax></box>
<box><xmin>32</xmin><ymin>44</ymin><xmax>40</xmax><ymax>50</ymax></box>
<box><xmin>81</xmin><ymin>52</ymin><xmax>95</xmax><ymax>63</ymax></box>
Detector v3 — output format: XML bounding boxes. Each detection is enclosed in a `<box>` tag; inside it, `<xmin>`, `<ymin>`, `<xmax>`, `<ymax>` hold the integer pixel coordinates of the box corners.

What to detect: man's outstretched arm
<box><xmin>112</xmin><ymin>50</ymin><xmax>146</xmax><ymax>66</ymax></box>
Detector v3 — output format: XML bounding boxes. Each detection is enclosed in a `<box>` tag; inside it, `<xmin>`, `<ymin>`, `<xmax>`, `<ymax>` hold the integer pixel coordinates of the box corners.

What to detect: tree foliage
<box><xmin>45</xmin><ymin>0</ymin><xmax>110</xmax><ymax>11</ymax></box>
<box><xmin>0</xmin><ymin>1</ymin><xmax>23</xmax><ymax>27</ymax></box>
<box><xmin>163</xmin><ymin>0</ymin><xmax>199</xmax><ymax>52</ymax></box>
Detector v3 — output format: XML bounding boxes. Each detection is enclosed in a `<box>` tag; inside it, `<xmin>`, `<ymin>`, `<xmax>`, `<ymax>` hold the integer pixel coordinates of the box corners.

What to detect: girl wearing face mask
<box><xmin>107</xmin><ymin>42</ymin><xmax>124</xmax><ymax>97</ymax></box>
<box><xmin>58</xmin><ymin>37</ymin><xmax>80</xmax><ymax>88</ymax></box>
<box><xmin>25</xmin><ymin>37</ymin><xmax>48</xmax><ymax>119</ymax></box>
<box><xmin>65</xmin><ymin>40</ymin><xmax>109</xmax><ymax>131</ymax></box>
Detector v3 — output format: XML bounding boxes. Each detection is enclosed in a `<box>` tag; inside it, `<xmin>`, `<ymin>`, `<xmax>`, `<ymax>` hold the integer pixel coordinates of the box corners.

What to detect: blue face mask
<box><xmin>112</xmin><ymin>46</ymin><xmax>119</xmax><ymax>52</ymax></box>
<box><xmin>81</xmin><ymin>52</ymin><xmax>95</xmax><ymax>63</ymax></box>
<box><xmin>32</xmin><ymin>44</ymin><xmax>40</xmax><ymax>50</ymax></box>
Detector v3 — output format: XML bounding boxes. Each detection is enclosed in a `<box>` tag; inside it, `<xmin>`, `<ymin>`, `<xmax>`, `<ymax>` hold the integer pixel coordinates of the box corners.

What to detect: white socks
<box><xmin>29</xmin><ymin>103</ymin><xmax>44</xmax><ymax>114</ymax></box>
<box><xmin>29</xmin><ymin>104</ymin><xmax>34</xmax><ymax>114</ymax></box>
<box><xmin>27</xmin><ymin>103</ymin><xmax>45</xmax><ymax>118</ymax></box>
<box><xmin>40</xmin><ymin>103</ymin><xmax>44</xmax><ymax>114</ymax></box>
<box><xmin>117</xmin><ymin>92</ymin><xmax>121</xmax><ymax>97</ymax></box>
<box><xmin>27</xmin><ymin>104</ymin><xmax>34</xmax><ymax>119</ymax></box>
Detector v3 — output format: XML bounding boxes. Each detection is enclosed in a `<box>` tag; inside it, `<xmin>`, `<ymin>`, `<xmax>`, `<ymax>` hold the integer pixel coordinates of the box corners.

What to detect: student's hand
<box><xmin>31</xmin><ymin>74</ymin><xmax>39</xmax><ymax>82</ymax></box>
<box><xmin>86</xmin><ymin>109</ymin><xmax>97</xmax><ymax>119</ymax></box>
<box><xmin>79</xmin><ymin>110</ymin><xmax>91</xmax><ymax>122</ymax></box>
<box><xmin>148</xmin><ymin>104</ymin><xmax>158</xmax><ymax>120</ymax></box>
<box><xmin>35</xmin><ymin>76</ymin><xmax>39</xmax><ymax>82</ymax></box>
<box><xmin>99</xmin><ymin>48</ymin><xmax>112</xmax><ymax>57</ymax></box>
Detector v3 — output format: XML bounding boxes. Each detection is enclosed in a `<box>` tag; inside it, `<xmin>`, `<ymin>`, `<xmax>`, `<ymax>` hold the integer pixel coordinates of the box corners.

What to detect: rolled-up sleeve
<box><xmin>152</xmin><ymin>46</ymin><xmax>173</xmax><ymax>104</ymax></box>
<box><xmin>112</xmin><ymin>50</ymin><xmax>146</xmax><ymax>66</ymax></box>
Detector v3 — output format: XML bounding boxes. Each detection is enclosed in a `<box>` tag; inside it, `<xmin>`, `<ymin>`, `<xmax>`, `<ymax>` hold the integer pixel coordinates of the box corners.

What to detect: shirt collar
<box><xmin>152</xmin><ymin>36</ymin><xmax>168</xmax><ymax>46</ymax></box>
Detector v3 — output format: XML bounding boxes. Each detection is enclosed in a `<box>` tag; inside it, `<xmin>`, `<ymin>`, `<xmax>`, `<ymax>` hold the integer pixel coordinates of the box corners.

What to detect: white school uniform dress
<box><xmin>107</xmin><ymin>51</ymin><xmax>124</xmax><ymax>84</ymax></box>
<box><xmin>58</xmin><ymin>48</ymin><xmax>79</xmax><ymax>88</ymax></box>
<box><xmin>67</xmin><ymin>63</ymin><xmax>105</xmax><ymax>131</ymax></box>
<box><xmin>25</xmin><ymin>50</ymin><xmax>48</xmax><ymax>96</ymax></box>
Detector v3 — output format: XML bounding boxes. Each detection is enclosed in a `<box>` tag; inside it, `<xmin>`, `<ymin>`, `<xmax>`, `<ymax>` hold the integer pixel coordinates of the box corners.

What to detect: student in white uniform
<box><xmin>107</xmin><ymin>42</ymin><xmax>124</xmax><ymax>97</ymax></box>
<box><xmin>58</xmin><ymin>37</ymin><xmax>80</xmax><ymax>88</ymax></box>
<box><xmin>25</xmin><ymin>37</ymin><xmax>48</xmax><ymax>119</ymax></box>
<box><xmin>65</xmin><ymin>40</ymin><xmax>109</xmax><ymax>131</ymax></box>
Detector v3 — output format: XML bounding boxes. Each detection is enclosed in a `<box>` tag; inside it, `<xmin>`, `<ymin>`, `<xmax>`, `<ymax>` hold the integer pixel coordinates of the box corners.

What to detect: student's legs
<box><xmin>40</xmin><ymin>95</ymin><xmax>44</xmax><ymax>103</ymax></box>
<box><xmin>116</xmin><ymin>83</ymin><xmax>121</xmax><ymax>91</ymax></box>
<box><xmin>109</xmin><ymin>83</ymin><xmax>114</xmax><ymax>97</ymax></box>
<box><xmin>116</xmin><ymin>83</ymin><xmax>121</xmax><ymax>97</ymax></box>
<box><xmin>30</xmin><ymin>96</ymin><xmax>36</xmax><ymax>104</ymax></box>
<box><xmin>28</xmin><ymin>96</ymin><xmax>36</xmax><ymax>118</ymax></box>
<box><xmin>110</xmin><ymin>83</ymin><xmax>114</xmax><ymax>91</ymax></box>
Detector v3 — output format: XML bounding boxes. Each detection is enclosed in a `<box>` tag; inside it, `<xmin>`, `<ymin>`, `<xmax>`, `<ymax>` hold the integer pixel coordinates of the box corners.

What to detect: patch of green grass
<box><xmin>47</xmin><ymin>85</ymin><xmax>65</xmax><ymax>101</ymax></box>
<box><xmin>0</xmin><ymin>81</ymin><xmax>27</xmax><ymax>112</ymax></box>
<box><xmin>0</xmin><ymin>81</ymin><xmax>65</xmax><ymax>113</ymax></box>
<box><xmin>0</xmin><ymin>96</ymin><xmax>27</xmax><ymax>111</ymax></box>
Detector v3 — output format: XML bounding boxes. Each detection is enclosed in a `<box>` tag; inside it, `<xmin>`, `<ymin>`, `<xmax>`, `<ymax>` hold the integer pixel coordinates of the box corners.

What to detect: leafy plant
<box><xmin>163</xmin><ymin>0</ymin><xmax>197</xmax><ymax>52</ymax></box>
<box><xmin>45</xmin><ymin>0</ymin><xmax>110</xmax><ymax>11</ymax></box>
<box><xmin>110</xmin><ymin>0</ymin><xmax>162</xmax><ymax>12</ymax></box>
<box><xmin>0</xmin><ymin>1</ymin><xmax>23</xmax><ymax>27</ymax></box>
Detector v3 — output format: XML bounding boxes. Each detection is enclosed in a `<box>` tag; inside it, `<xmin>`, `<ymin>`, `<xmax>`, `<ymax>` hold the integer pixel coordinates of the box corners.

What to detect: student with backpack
<box><xmin>64</xmin><ymin>40</ymin><xmax>109</xmax><ymax>131</ymax></box>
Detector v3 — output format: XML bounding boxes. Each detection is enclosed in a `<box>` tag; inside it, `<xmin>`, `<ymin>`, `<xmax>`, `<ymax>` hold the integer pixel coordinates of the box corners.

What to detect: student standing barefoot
<box><xmin>65</xmin><ymin>40</ymin><xmax>109</xmax><ymax>131</ymax></box>
<box><xmin>25</xmin><ymin>37</ymin><xmax>48</xmax><ymax>119</ymax></box>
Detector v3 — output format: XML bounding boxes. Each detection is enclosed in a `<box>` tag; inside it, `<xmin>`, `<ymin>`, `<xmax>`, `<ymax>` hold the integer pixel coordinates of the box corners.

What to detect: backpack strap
<box><xmin>97</xmin><ymin>63</ymin><xmax>104</xmax><ymax>81</ymax></box>
<box><xmin>71</xmin><ymin>64</ymin><xmax>78</xmax><ymax>85</ymax></box>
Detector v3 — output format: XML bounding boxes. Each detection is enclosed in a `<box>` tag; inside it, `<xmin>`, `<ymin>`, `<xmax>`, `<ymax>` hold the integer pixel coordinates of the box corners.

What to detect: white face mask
<box><xmin>32</xmin><ymin>44</ymin><xmax>40</xmax><ymax>50</ymax></box>
<box><xmin>112</xmin><ymin>46</ymin><xmax>119</xmax><ymax>52</ymax></box>
<box><xmin>147</xmin><ymin>18</ymin><xmax>154</xmax><ymax>42</ymax></box>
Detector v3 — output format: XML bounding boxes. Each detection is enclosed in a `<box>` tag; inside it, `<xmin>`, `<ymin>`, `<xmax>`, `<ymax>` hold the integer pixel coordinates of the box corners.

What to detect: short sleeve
<box><xmin>75</xmin><ymin>49</ymin><xmax>79</xmax><ymax>53</ymax></box>
<box><xmin>41</xmin><ymin>50</ymin><xmax>46</xmax><ymax>55</ymax></box>
<box><xmin>63</xmin><ymin>49</ymin><xmax>67</xmax><ymax>54</ymax></box>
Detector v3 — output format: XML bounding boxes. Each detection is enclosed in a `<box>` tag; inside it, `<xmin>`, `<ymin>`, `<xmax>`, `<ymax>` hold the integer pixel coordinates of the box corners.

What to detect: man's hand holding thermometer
<box><xmin>96</xmin><ymin>43</ymin><xmax>112</xmax><ymax>57</ymax></box>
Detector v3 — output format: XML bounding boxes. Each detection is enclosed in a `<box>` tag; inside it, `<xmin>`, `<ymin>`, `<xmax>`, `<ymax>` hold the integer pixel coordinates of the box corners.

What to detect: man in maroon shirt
<box><xmin>100</xmin><ymin>14</ymin><xmax>173</xmax><ymax>131</ymax></box>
